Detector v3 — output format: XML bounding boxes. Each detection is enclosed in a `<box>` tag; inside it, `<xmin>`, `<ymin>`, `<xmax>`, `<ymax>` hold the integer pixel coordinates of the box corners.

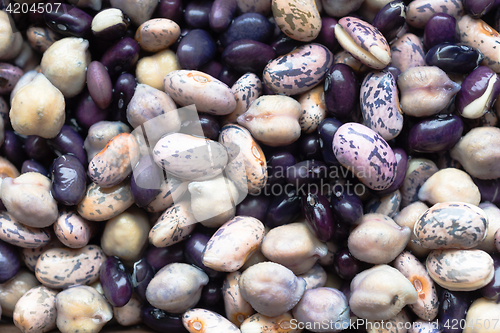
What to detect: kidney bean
<box><xmin>131</xmin><ymin>258</ymin><xmax>155</xmax><ymax>303</ymax></box>
<box><xmin>44</xmin><ymin>4</ymin><xmax>92</xmax><ymax>38</ymax></box>
<box><xmin>0</xmin><ymin>239</ymin><xmax>20</xmax><ymax>283</ymax></box>
<box><xmin>423</xmin><ymin>14</ymin><xmax>458</xmax><ymax>50</ymax></box>
<box><xmin>184</xmin><ymin>233</ymin><xmax>225</xmax><ymax>279</ymax></box>
<box><xmin>50</xmin><ymin>154</ymin><xmax>86</xmax><ymax>206</ymax></box>
<box><xmin>297</xmin><ymin>133</ymin><xmax>322</xmax><ymax>161</ymax></box>
<box><xmin>177</xmin><ymin>29</ymin><xmax>216</xmax><ymax>70</ymax></box>
<box><xmin>100</xmin><ymin>256</ymin><xmax>133</xmax><ymax>307</ymax></box>
<box><xmin>463</xmin><ymin>0</ymin><xmax>496</xmax><ymax>18</ymax></box>
<box><xmin>324</xmin><ymin>63</ymin><xmax>359</xmax><ymax>119</ymax></box>
<box><xmin>220</xmin><ymin>13</ymin><xmax>273</xmax><ymax>47</ymax></box>
<box><xmin>131</xmin><ymin>154</ymin><xmax>162</xmax><ymax>208</ymax></box>
<box><xmin>146</xmin><ymin>243</ymin><xmax>185</xmax><ymax>272</ymax></box>
<box><xmin>426</xmin><ymin>43</ymin><xmax>484</xmax><ymax>74</ymax></box>
<box><xmin>209</xmin><ymin>0</ymin><xmax>237</xmax><ymax>33</ymax></box>
<box><xmin>286</xmin><ymin>160</ymin><xmax>328</xmax><ymax>188</ymax></box>
<box><xmin>49</xmin><ymin>125</ymin><xmax>87</xmax><ymax>167</ymax></box>
<box><xmin>101</xmin><ymin>37</ymin><xmax>140</xmax><ymax>77</ymax></box>
<box><xmin>372</xmin><ymin>0</ymin><xmax>406</xmax><ymax>42</ymax></box>
<box><xmin>265</xmin><ymin>189</ymin><xmax>302</xmax><ymax>228</ymax></box>
<box><xmin>438</xmin><ymin>289</ymin><xmax>471</xmax><ymax>333</ymax></box>
<box><xmin>24</xmin><ymin>135</ymin><xmax>55</xmax><ymax>166</ymax></box>
<box><xmin>408</xmin><ymin>114</ymin><xmax>464</xmax><ymax>153</ymax></box>
<box><xmin>21</xmin><ymin>160</ymin><xmax>48</xmax><ymax>176</ymax></box>
<box><xmin>184</xmin><ymin>0</ymin><xmax>212</xmax><ymax>29</ymax></box>
<box><xmin>222</xmin><ymin>39</ymin><xmax>276</xmax><ymax>74</ymax></box>
<box><xmin>141</xmin><ymin>306</ymin><xmax>188</xmax><ymax>333</ymax></box>
<box><xmin>156</xmin><ymin>0</ymin><xmax>184</xmax><ymax>23</ymax></box>
<box><xmin>480</xmin><ymin>253</ymin><xmax>500</xmax><ymax>302</ymax></box>
<box><xmin>1</xmin><ymin>131</ymin><xmax>27</xmax><ymax>169</ymax></box>
<box><xmin>86</xmin><ymin>61</ymin><xmax>112</xmax><ymax>109</ymax></box>
<box><xmin>269</xmin><ymin>34</ymin><xmax>303</xmax><ymax>56</ymax></box>
<box><xmin>200</xmin><ymin>279</ymin><xmax>223</xmax><ymax>306</ymax></box>
<box><xmin>301</xmin><ymin>192</ymin><xmax>335</xmax><ymax>242</ymax></box>
<box><xmin>75</xmin><ymin>91</ymin><xmax>110</xmax><ymax>130</ymax></box>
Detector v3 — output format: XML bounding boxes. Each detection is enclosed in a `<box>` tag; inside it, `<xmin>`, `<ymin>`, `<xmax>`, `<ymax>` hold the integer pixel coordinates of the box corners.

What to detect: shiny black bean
<box><xmin>200</xmin><ymin>279</ymin><xmax>223</xmax><ymax>306</ymax></box>
<box><xmin>425</xmin><ymin>43</ymin><xmax>484</xmax><ymax>74</ymax></box>
<box><xmin>324</xmin><ymin>63</ymin><xmax>359</xmax><ymax>119</ymax></box>
<box><xmin>408</xmin><ymin>114</ymin><xmax>463</xmax><ymax>153</ymax></box>
<box><xmin>265</xmin><ymin>189</ymin><xmax>302</xmax><ymax>228</ymax></box>
<box><xmin>480</xmin><ymin>253</ymin><xmax>500</xmax><ymax>301</ymax></box>
<box><xmin>266</xmin><ymin>151</ymin><xmax>296</xmax><ymax>187</ymax></box>
<box><xmin>372</xmin><ymin>0</ymin><xmax>406</xmax><ymax>42</ymax></box>
<box><xmin>184</xmin><ymin>0</ymin><xmax>212</xmax><ymax>29</ymax></box>
<box><xmin>0</xmin><ymin>239</ymin><xmax>20</xmax><ymax>283</ymax></box>
<box><xmin>22</xmin><ymin>160</ymin><xmax>48</xmax><ymax>176</ymax></box>
<box><xmin>302</xmin><ymin>192</ymin><xmax>334</xmax><ymax>242</ymax></box>
<box><xmin>317</xmin><ymin>118</ymin><xmax>342</xmax><ymax>166</ymax></box>
<box><xmin>269</xmin><ymin>34</ymin><xmax>303</xmax><ymax>56</ymax></box>
<box><xmin>177</xmin><ymin>29</ymin><xmax>216</xmax><ymax>70</ymax></box>
<box><xmin>145</xmin><ymin>243</ymin><xmax>185</xmax><ymax>272</ymax></box>
<box><xmin>156</xmin><ymin>0</ymin><xmax>184</xmax><ymax>23</ymax></box>
<box><xmin>222</xmin><ymin>39</ymin><xmax>276</xmax><ymax>74</ymax></box>
<box><xmin>76</xmin><ymin>91</ymin><xmax>110</xmax><ymax>130</ymax></box>
<box><xmin>111</xmin><ymin>73</ymin><xmax>137</xmax><ymax>123</ymax></box>
<box><xmin>286</xmin><ymin>160</ymin><xmax>328</xmax><ymax>187</ymax></box>
<box><xmin>131</xmin><ymin>155</ymin><xmax>162</xmax><ymax>208</ymax></box>
<box><xmin>1</xmin><ymin>131</ymin><xmax>27</xmax><ymax>169</ymax></box>
<box><xmin>100</xmin><ymin>256</ymin><xmax>133</xmax><ymax>307</ymax></box>
<box><xmin>141</xmin><ymin>306</ymin><xmax>188</xmax><ymax>333</ymax></box>
<box><xmin>438</xmin><ymin>289</ymin><xmax>472</xmax><ymax>333</ymax></box>
<box><xmin>101</xmin><ymin>37</ymin><xmax>140</xmax><ymax>77</ymax></box>
<box><xmin>298</xmin><ymin>133</ymin><xmax>322</xmax><ymax>161</ymax></box>
<box><xmin>317</xmin><ymin>17</ymin><xmax>338</xmax><ymax>52</ymax></box>
<box><xmin>131</xmin><ymin>258</ymin><xmax>155</xmax><ymax>303</ymax></box>
<box><xmin>464</xmin><ymin>0</ymin><xmax>496</xmax><ymax>18</ymax></box>
<box><xmin>44</xmin><ymin>4</ymin><xmax>92</xmax><ymax>38</ymax></box>
<box><xmin>49</xmin><ymin>125</ymin><xmax>87</xmax><ymax>167</ymax></box>
<box><xmin>376</xmin><ymin>148</ymin><xmax>407</xmax><ymax>196</ymax></box>
<box><xmin>24</xmin><ymin>135</ymin><xmax>55</xmax><ymax>166</ymax></box>
<box><xmin>209</xmin><ymin>0</ymin><xmax>236</xmax><ymax>32</ymax></box>
<box><xmin>184</xmin><ymin>233</ymin><xmax>225</xmax><ymax>279</ymax></box>
<box><xmin>199</xmin><ymin>60</ymin><xmax>223</xmax><ymax>78</ymax></box>
<box><xmin>473</xmin><ymin>178</ymin><xmax>500</xmax><ymax>205</ymax></box>
<box><xmin>236</xmin><ymin>194</ymin><xmax>271</xmax><ymax>222</ymax></box>
<box><xmin>423</xmin><ymin>13</ymin><xmax>458</xmax><ymax>50</ymax></box>
<box><xmin>333</xmin><ymin>247</ymin><xmax>363</xmax><ymax>280</ymax></box>
<box><xmin>217</xmin><ymin>65</ymin><xmax>239</xmax><ymax>87</ymax></box>
<box><xmin>219</xmin><ymin>13</ymin><xmax>273</xmax><ymax>47</ymax></box>
<box><xmin>50</xmin><ymin>154</ymin><xmax>86</xmax><ymax>206</ymax></box>
<box><xmin>330</xmin><ymin>191</ymin><xmax>363</xmax><ymax>225</ymax></box>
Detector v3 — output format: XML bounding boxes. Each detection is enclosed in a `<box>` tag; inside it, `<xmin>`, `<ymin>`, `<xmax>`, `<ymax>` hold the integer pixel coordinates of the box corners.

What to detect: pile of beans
<box><xmin>1</xmin><ymin>0</ymin><xmax>500</xmax><ymax>332</ymax></box>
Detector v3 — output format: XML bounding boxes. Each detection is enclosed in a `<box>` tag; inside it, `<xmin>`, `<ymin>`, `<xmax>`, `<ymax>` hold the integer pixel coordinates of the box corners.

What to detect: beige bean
<box><xmin>464</xmin><ymin>298</ymin><xmax>500</xmax><ymax>333</ymax></box>
<box><xmin>135</xmin><ymin>18</ymin><xmax>180</xmax><ymax>52</ymax></box>
<box><xmin>348</xmin><ymin>213</ymin><xmax>411</xmax><ymax>264</ymax></box>
<box><xmin>109</xmin><ymin>0</ymin><xmax>157</xmax><ymax>26</ymax></box>
<box><xmin>390</xmin><ymin>33</ymin><xmax>426</xmax><ymax>73</ymax></box>
<box><xmin>477</xmin><ymin>202</ymin><xmax>500</xmax><ymax>252</ymax></box>
<box><xmin>222</xmin><ymin>73</ymin><xmax>262</xmax><ymax>125</ymax></box>
<box><xmin>272</xmin><ymin>0</ymin><xmax>321</xmax><ymax>42</ymax></box>
<box><xmin>10</xmin><ymin>69</ymin><xmax>37</xmax><ymax>105</ymax></box>
<box><xmin>239</xmin><ymin>247</ymin><xmax>267</xmax><ymax>271</ymax></box>
<box><xmin>299</xmin><ymin>85</ymin><xmax>327</xmax><ymax>134</ymax></box>
<box><xmin>223</xmin><ymin>271</ymin><xmax>255</xmax><ymax>327</ymax></box>
<box><xmin>13</xmin><ymin>285</ymin><xmax>57</xmax><ymax>333</ymax></box>
<box><xmin>84</xmin><ymin>121</ymin><xmax>131</xmax><ymax>162</ymax></box>
<box><xmin>136</xmin><ymin>49</ymin><xmax>181</xmax><ymax>90</ymax></box>
<box><xmin>113</xmin><ymin>293</ymin><xmax>142</xmax><ymax>327</ymax></box>
<box><xmin>149</xmin><ymin>201</ymin><xmax>196</xmax><ymax>248</ymax></box>
<box><xmin>261</xmin><ymin>222</ymin><xmax>328</xmax><ymax>275</ymax></box>
<box><xmin>240</xmin><ymin>312</ymin><xmax>299</xmax><ymax>333</ymax></box>
<box><xmin>393</xmin><ymin>201</ymin><xmax>431</xmax><ymax>258</ymax></box>
<box><xmin>55</xmin><ymin>285</ymin><xmax>113</xmax><ymax>333</ymax></box>
<box><xmin>100</xmin><ymin>207</ymin><xmax>150</xmax><ymax>263</ymax></box>
<box><xmin>183</xmin><ymin>308</ymin><xmax>241</xmax><ymax>333</ymax></box>
<box><xmin>317</xmin><ymin>241</ymin><xmax>338</xmax><ymax>266</ymax></box>
<box><xmin>349</xmin><ymin>264</ymin><xmax>418</xmax><ymax>320</ymax></box>
<box><xmin>54</xmin><ymin>210</ymin><xmax>93</xmax><ymax>249</ymax></box>
<box><xmin>0</xmin><ymin>11</ymin><xmax>16</xmax><ymax>59</ymax></box>
<box><xmin>299</xmin><ymin>263</ymin><xmax>328</xmax><ymax>290</ymax></box>
<box><xmin>0</xmin><ymin>269</ymin><xmax>40</xmax><ymax>317</ymax></box>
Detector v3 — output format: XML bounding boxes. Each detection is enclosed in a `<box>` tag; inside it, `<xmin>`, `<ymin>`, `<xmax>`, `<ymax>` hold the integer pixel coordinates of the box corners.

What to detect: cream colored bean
<box><xmin>240</xmin><ymin>247</ymin><xmax>267</xmax><ymax>271</ymax></box>
<box><xmin>113</xmin><ymin>293</ymin><xmax>142</xmax><ymax>327</ymax></box>
<box><xmin>203</xmin><ymin>216</ymin><xmax>265</xmax><ymax>272</ymax></box>
<box><xmin>390</xmin><ymin>33</ymin><xmax>426</xmax><ymax>73</ymax></box>
<box><xmin>237</xmin><ymin>95</ymin><xmax>302</xmax><ymax>147</ymax></box>
<box><xmin>418</xmin><ymin>168</ymin><xmax>481</xmax><ymax>206</ymax></box>
<box><xmin>84</xmin><ymin>121</ymin><xmax>131</xmax><ymax>162</ymax></box>
<box><xmin>149</xmin><ymin>201</ymin><xmax>196</xmax><ymax>248</ymax></box>
<box><xmin>222</xmin><ymin>73</ymin><xmax>262</xmax><ymax>125</ymax></box>
<box><xmin>10</xmin><ymin>69</ymin><xmax>37</xmax><ymax>104</ymax></box>
<box><xmin>183</xmin><ymin>308</ymin><xmax>241</xmax><ymax>333</ymax></box>
<box><xmin>223</xmin><ymin>271</ymin><xmax>255</xmax><ymax>327</ymax></box>
<box><xmin>299</xmin><ymin>85</ymin><xmax>327</xmax><ymax>134</ymax></box>
<box><xmin>54</xmin><ymin>210</ymin><xmax>93</xmax><ymax>249</ymax></box>
<box><xmin>393</xmin><ymin>201</ymin><xmax>431</xmax><ymax>258</ymax></box>
<box><xmin>400</xmin><ymin>158</ymin><xmax>438</xmax><ymax>208</ymax></box>
<box><xmin>135</xmin><ymin>19</ymin><xmax>180</xmax><ymax>52</ymax></box>
<box><xmin>348</xmin><ymin>213</ymin><xmax>411</xmax><ymax>264</ymax></box>
<box><xmin>262</xmin><ymin>222</ymin><xmax>328</xmax><ymax>275</ymax></box>
<box><xmin>272</xmin><ymin>0</ymin><xmax>321</xmax><ymax>42</ymax></box>
<box><xmin>317</xmin><ymin>241</ymin><xmax>338</xmax><ymax>266</ymax></box>
<box><xmin>0</xmin><ymin>269</ymin><xmax>40</xmax><ymax>318</ymax></box>
<box><xmin>299</xmin><ymin>263</ymin><xmax>328</xmax><ymax>290</ymax></box>
<box><xmin>10</xmin><ymin>73</ymin><xmax>65</xmax><ymax>139</ymax></box>
<box><xmin>146</xmin><ymin>263</ymin><xmax>209</xmax><ymax>313</ymax></box>
<box><xmin>0</xmin><ymin>11</ymin><xmax>16</xmax><ymax>59</ymax></box>
<box><xmin>240</xmin><ymin>312</ymin><xmax>299</xmax><ymax>333</ymax></box>
<box><xmin>13</xmin><ymin>285</ymin><xmax>57</xmax><ymax>333</ymax></box>
<box><xmin>55</xmin><ymin>285</ymin><xmax>113</xmax><ymax>333</ymax></box>
<box><xmin>477</xmin><ymin>202</ymin><xmax>500</xmax><ymax>252</ymax></box>
<box><xmin>239</xmin><ymin>262</ymin><xmax>306</xmax><ymax>317</ymax></box>
<box><xmin>349</xmin><ymin>264</ymin><xmax>418</xmax><ymax>321</ymax></box>
<box><xmin>100</xmin><ymin>207</ymin><xmax>149</xmax><ymax>262</ymax></box>
<box><xmin>136</xmin><ymin>49</ymin><xmax>181</xmax><ymax>90</ymax></box>
<box><xmin>464</xmin><ymin>298</ymin><xmax>500</xmax><ymax>333</ymax></box>
<box><xmin>393</xmin><ymin>251</ymin><xmax>439</xmax><ymax>321</ymax></box>
<box><xmin>0</xmin><ymin>156</ymin><xmax>19</xmax><ymax>179</ymax></box>
<box><xmin>109</xmin><ymin>0</ymin><xmax>157</xmax><ymax>26</ymax></box>
<box><xmin>41</xmin><ymin>37</ymin><xmax>90</xmax><ymax>98</ymax></box>
<box><xmin>426</xmin><ymin>249</ymin><xmax>494</xmax><ymax>291</ymax></box>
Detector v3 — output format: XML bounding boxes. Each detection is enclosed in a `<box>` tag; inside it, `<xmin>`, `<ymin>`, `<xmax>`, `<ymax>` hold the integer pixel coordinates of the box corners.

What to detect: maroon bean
<box><xmin>209</xmin><ymin>0</ymin><xmax>237</xmax><ymax>33</ymax></box>
<box><xmin>86</xmin><ymin>61</ymin><xmax>113</xmax><ymax>109</ymax></box>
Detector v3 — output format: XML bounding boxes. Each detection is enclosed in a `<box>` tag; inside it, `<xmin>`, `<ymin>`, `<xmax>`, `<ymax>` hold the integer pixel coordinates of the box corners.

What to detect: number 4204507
<box><xmin>443</xmin><ymin>319</ymin><xmax>499</xmax><ymax>330</ymax></box>
<box><xmin>5</xmin><ymin>2</ymin><xmax>62</xmax><ymax>14</ymax></box>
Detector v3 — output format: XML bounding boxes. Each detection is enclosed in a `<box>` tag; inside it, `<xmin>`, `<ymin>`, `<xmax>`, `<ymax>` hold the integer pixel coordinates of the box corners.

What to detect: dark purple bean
<box><xmin>50</xmin><ymin>154</ymin><xmax>86</xmax><ymax>206</ymax></box>
<box><xmin>199</xmin><ymin>60</ymin><xmax>223</xmax><ymax>78</ymax></box>
<box><xmin>408</xmin><ymin>115</ymin><xmax>463</xmax><ymax>153</ymax></box>
<box><xmin>100</xmin><ymin>256</ymin><xmax>133</xmax><ymax>307</ymax></box>
<box><xmin>111</xmin><ymin>73</ymin><xmax>137</xmax><ymax>123</ymax></box>
<box><xmin>177</xmin><ymin>29</ymin><xmax>216</xmax><ymax>70</ymax></box>
<box><xmin>91</xmin><ymin>8</ymin><xmax>130</xmax><ymax>41</ymax></box>
<box><xmin>372</xmin><ymin>0</ymin><xmax>406</xmax><ymax>43</ymax></box>
<box><xmin>269</xmin><ymin>34</ymin><xmax>303</xmax><ymax>56</ymax></box>
<box><xmin>0</xmin><ymin>239</ymin><xmax>20</xmax><ymax>283</ymax></box>
<box><xmin>265</xmin><ymin>189</ymin><xmax>302</xmax><ymax>228</ymax></box>
<box><xmin>131</xmin><ymin>154</ymin><xmax>163</xmax><ymax>208</ymax></box>
<box><xmin>464</xmin><ymin>0</ymin><xmax>496</xmax><ymax>18</ymax></box>
<box><xmin>236</xmin><ymin>194</ymin><xmax>270</xmax><ymax>222</ymax></box>
<box><xmin>333</xmin><ymin>247</ymin><xmax>363</xmax><ymax>280</ymax></box>
<box><xmin>222</xmin><ymin>39</ymin><xmax>276</xmax><ymax>74</ymax></box>
<box><xmin>473</xmin><ymin>178</ymin><xmax>500</xmax><ymax>205</ymax></box>
<box><xmin>317</xmin><ymin>118</ymin><xmax>342</xmax><ymax>166</ymax></box>
<box><xmin>209</xmin><ymin>0</ymin><xmax>236</xmax><ymax>32</ymax></box>
<box><xmin>131</xmin><ymin>258</ymin><xmax>155</xmax><ymax>303</ymax></box>
<box><xmin>87</xmin><ymin>61</ymin><xmax>113</xmax><ymax>109</ymax></box>
<box><xmin>385</xmin><ymin>65</ymin><xmax>402</xmax><ymax>82</ymax></box>
<box><xmin>456</xmin><ymin>66</ymin><xmax>500</xmax><ymax>118</ymax></box>
<box><xmin>423</xmin><ymin>13</ymin><xmax>458</xmax><ymax>50</ymax></box>
<box><xmin>330</xmin><ymin>218</ymin><xmax>352</xmax><ymax>243</ymax></box>
<box><xmin>170</xmin><ymin>27</ymin><xmax>190</xmax><ymax>53</ymax></box>
<box><xmin>266</xmin><ymin>151</ymin><xmax>296</xmax><ymax>187</ymax></box>
<box><xmin>286</xmin><ymin>160</ymin><xmax>328</xmax><ymax>188</ymax></box>
<box><xmin>324</xmin><ymin>63</ymin><xmax>359</xmax><ymax>119</ymax></box>
<box><xmin>1</xmin><ymin>131</ymin><xmax>27</xmax><ymax>169</ymax></box>
<box><xmin>145</xmin><ymin>244</ymin><xmax>185</xmax><ymax>272</ymax></box>
<box><xmin>49</xmin><ymin>125</ymin><xmax>87</xmax><ymax>167</ymax></box>
<box><xmin>184</xmin><ymin>233</ymin><xmax>225</xmax><ymax>279</ymax></box>
<box><xmin>0</xmin><ymin>63</ymin><xmax>23</xmax><ymax>94</ymax></box>
<box><xmin>184</xmin><ymin>0</ymin><xmax>213</xmax><ymax>29</ymax></box>
<box><xmin>219</xmin><ymin>13</ymin><xmax>273</xmax><ymax>47</ymax></box>
<box><xmin>179</xmin><ymin>113</ymin><xmax>220</xmax><ymax>141</ymax></box>
<box><xmin>76</xmin><ymin>91</ymin><xmax>110</xmax><ymax>130</ymax></box>
<box><xmin>298</xmin><ymin>133</ymin><xmax>322</xmax><ymax>161</ymax></box>
<box><xmin>317</xmin><ymin>17</ymin><xmax>338</xmax><ymax>53</ymax></box>
<box><xmin>438</xmin><ymin>289</ymin><xmax>472</xmax><ymax>333</ymax></box>
<box><xmin>217</xmin><ymin>65</ymin><xmax>239</xmax><ymax>87</ymax></box>
<box><xmin>200</xmin><ymin>279</ymin><xmax>223</xmax><ymax>306</ymax></box>
<box><xmin>22</xmin><ymin>160</ymin><xmax>48</xmax><ymax>176</ymax></box>
<box><xmin>330</xmin><ymin>191</ymin><xmax>363</xmax><ymax>225</ymax></box>
<box><xmin>141</xmin><ymin>306</ymin><xmax>188</xmax><ymax>333</ymax></box>
<box><xmin>24</xmin><ymin>135</ymin><xmax>55</xmax><ymax>166</ymax></box>
<box><xmin>425</xmin><ymin>43</ymin><xmax>484</xmax><ymax>74</ymax></box>
<box><xmin>480</xmin><ymin>253</ymin><xmax>500</xmax><ymax>301</ymax></box>
<box><xmin>101</xmin><ymin>37</ymin><xmax>140</xmax><ymax>77</ymax></box>
<box><xmin>44</xmin><ymin>4</ymin><xmax>92</xmax><ymax>38</ymax></box>
<box><xmin>156</xmin><ymin>0</ymin><xmax>184</xmax><ymax>24</ymax></box>
<box><xmin>302</xmin><ymin>192</ymin><xmax>334</xmax><ymax>242</ymax></box>
<box><xmin>375</xmin><ymin>148</ymin><xmax>407</xmax><ymax>196</ymax></box>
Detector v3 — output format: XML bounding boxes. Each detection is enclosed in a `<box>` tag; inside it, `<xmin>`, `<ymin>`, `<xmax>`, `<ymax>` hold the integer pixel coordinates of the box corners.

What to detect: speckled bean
<box><xmin>84</xmin><ymin>121</ymin><xmax>131</xmax><ymax>162</ymax></box>
<box><xmin>22</xmin><ymin>237</ymin><xmax>64</xmax><ymax>272</ymax></box>
<box><xmin>223</xmin><ymin>271</ymin><xmax>255</xmax><ymax>327</ymax></box>
<box><xmin>240</xmin><ymin>312</ymin><xmax>299</xmax><ymax>333</ymax></box>
<box><xmin>149</xmin><ymin>201</ymin><xmax>196</xmax><ymax>248</ymax></box>
<box><xmin>35</xmin><ymin>245</ymin><xmax>106</xmax><ymax>289</ymax></box>
<box><xmin>272</xmin><ymin>0</ymin><xmax>321</xmax><ymax>42</ymax></box>
<box><xmin>390</xmin><ymin>33</ymin><xmax>426</xmax><ymax>73</ymax></box>
<box><xmin>406</xmin><ymin>0</ymin><xmax>464</xmax><ymax>29</ymax></box>
<box><xmin>222</xmin><ymin>73</ymin><xmax>262</xmax><ymax>125</ymax></box>
<box><xmin>13</xmin><ymin>285</ymin><xmax>57</xmax><ymax>333</ymax></box>
<box><xmin>400</xmin><ymin>158</ymin><xmax>439</xmax><ymax>208</ymax></box>
<box><xmin>135</xmin><ymin>18</ymin><xmax>180</xmax><ymax>52</ymax></box>
<box><xmin>365</xmin><ymin>190</ymin><xmax>402</xmax><ymax>218</ymax></box>
<box><xmin>298</xmin><ymin>85</ymin><xmax>327</xmax><ymax>134</ymax></box>
<box><xmin>53</xmin><ymin>210</ymin><xmax>93</xmax><ymax>249</ymax></box>
<box><xmin>183</xmin><ymin>308</ymin><xmax>241</xmax><ymax>333</ymax></box>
